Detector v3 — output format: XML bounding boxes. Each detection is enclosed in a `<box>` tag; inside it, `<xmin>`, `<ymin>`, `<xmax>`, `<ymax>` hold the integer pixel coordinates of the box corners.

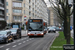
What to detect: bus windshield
<box><xmin>28</xmin><ymin>22</ymin><xmax>43</xmax><ymax>31</ymax></box>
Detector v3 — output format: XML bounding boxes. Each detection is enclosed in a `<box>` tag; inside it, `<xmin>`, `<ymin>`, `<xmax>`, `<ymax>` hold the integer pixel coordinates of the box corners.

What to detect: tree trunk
<box><xmin>66</xmin><ymin>17</ymin><xmax>70</xmax><ymax>44</ymax></box>
<box><xmin>63</xmin><ymin>17</ymin><xmax>67</xmax><ymax>39</ymax></box>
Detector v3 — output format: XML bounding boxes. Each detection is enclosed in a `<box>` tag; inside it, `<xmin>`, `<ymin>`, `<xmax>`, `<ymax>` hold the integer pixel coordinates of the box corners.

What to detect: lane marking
<box><xmin>23</xmin><ymin>41</ymin><xmax>26</xmax><ymax>43</ymax></box>
<box><xmin>6</xmin><ymin>48</ymin><xmax>10</xmax><ymax>50</ymax></box>
<box><xmin>25</xmin><ymin>38</ymin><xmax>26</xmax><ymax>39</ymax></box>
<box><xmin>0</xmin><ymin>46</ymin><xmax>4</xmax><ymax>48</ymax></box>
<box><xmin>21</xmin><ymin>39</ymin><xmax>24</xmax><ymax>40</ymax></box>
<box><xmin>6</xmin><ymin>43</ymin><xmax>11</xmax><ymax>46</ymax></box>
<box><xmin>17</xmin><ymin>40</ymin><xmax>20</xmax><ymax>42</ymax></box>
<box><xmin>12</xmin><ymin>42</ymin><xmax>16</xmax><ymax>43</ymax></box>
<box><xmin>12</xmin><ymin>45</ymin><xmax>17</xmax><ymax>47</ymax></box>
<box><xmin>29</xmin><ymin>39</ymin><xmax>31</xmax><ymax>40</ymax></box>
<box><xmin>27</xmin><ymin>40</ymin><xmax>29</xmax><ymax>41</ymax></box>
<box><xmin>18</xmin><ymin>43</ymin><xmax>22</xmax><ymax>45</ymax></box>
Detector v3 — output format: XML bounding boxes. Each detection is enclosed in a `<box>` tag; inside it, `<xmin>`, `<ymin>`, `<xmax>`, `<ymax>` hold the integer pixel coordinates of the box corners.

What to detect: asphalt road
<box><xmin>0</xmin><ymin>33</ymin><xmax>57</xmax><ymax>50</ymax></box>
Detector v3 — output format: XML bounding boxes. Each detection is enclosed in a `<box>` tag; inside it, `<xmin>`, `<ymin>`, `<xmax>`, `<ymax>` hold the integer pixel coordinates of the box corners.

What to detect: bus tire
<box><xmin>41</xmin><ymin>35</ymin><xmax>44</xmax><ymax>37</ymax></box>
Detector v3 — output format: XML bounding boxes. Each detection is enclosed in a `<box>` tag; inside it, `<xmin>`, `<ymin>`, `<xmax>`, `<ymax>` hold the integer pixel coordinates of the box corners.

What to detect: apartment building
<box><xmin>6</xmin><ymin>0</ymin><xmax>48</xmax><ymax>25</ymax></box>
<box><xmin>48</xmin><ymin>7</ymin><xmax>54</xmax><ymax>26</ymax></box>
<box><xmin>0</xmin><ymin>0</ymin><xmax>6</xmax><ymax>30</ymax></box>
<box><xmin>6</xmin><ymin>0</ymin><xmax>26</xmax><ymax>25</ymax></box>
<box><xmin>29</xmin><ymin>0</ymin><xmax>48</xmax><ymax>24</ymax></box>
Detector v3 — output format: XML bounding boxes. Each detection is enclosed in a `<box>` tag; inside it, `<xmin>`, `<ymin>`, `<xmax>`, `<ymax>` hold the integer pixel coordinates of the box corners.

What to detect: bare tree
<box><xmin>50</xmin><ymin>0</ymin><xmax>73</xmax><ymax>44</ymax></box>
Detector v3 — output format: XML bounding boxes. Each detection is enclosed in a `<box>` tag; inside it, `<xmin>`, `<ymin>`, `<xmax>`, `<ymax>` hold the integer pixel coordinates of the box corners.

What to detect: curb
<box><xmin>47</xmin><ymin>33</ymin><xmax>59</xmax><ymax>50</ymax></box>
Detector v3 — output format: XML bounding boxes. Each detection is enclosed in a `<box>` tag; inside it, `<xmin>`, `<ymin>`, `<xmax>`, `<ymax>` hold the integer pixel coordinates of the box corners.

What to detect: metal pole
<box><xmin>73</xmin><ymin>0</ymin><xmax>75</xmax><ymax>49</ymax></box>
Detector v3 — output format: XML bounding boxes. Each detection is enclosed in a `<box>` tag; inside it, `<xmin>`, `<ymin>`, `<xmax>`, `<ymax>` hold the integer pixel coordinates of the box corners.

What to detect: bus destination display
<box><xmin>29</xmin><ymin>20</ymin><xmax>42</xmax><ymax>22</ymax></box>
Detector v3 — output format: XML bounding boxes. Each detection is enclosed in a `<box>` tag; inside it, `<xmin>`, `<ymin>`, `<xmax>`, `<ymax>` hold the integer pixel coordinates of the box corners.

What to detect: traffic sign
<box><xmin>24</xmin><ymin>16</ymin><xmax>26</xmax><ymax>21</ymax></box>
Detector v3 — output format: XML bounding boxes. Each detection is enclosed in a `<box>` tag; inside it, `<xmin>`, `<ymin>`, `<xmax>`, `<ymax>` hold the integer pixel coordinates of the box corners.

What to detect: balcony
<box><xmin>12</xmin><ymin>7</ymin><xmax>22</xmax><ymax>9</ymax></box>
<box><xmin>0</xmin><ymin>2</ymin><xmax>4</xmax><ymax>6</ymax></box>
<box><xmin>0</xmin><ymin>18</ymin><xmax>5</xmax><ymax>21</ymax></box>
<box><xmin>12</xmin><ymin>20</ymin><xmax>22</xmax><ymax>23</ymax></box>
<box><xmin>0</xmin><ymin>7</ymin><xmax>4</xmax><ymax>10</ymax></box>
<box><xmin>12</xmin><ymin>0</ymin><xmax>23</xmax><ymax>2</ymax></box>
<box><xmin>12</xmin><ymin>13</ymin><xmax>23</xmax><ymax>16</ymax></box>
<box><xmin>0</xmin><ymin>14</ymin><xmax>4</xmax><ymax>17</ymax></box>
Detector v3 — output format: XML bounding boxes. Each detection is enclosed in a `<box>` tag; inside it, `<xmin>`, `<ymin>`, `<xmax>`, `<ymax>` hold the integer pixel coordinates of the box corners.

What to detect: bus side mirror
<box><xmin>43</xmin><ymin>22</ymin><xmax>45</xmax><ymax>26</ymax></box>
<box><xmin>25</xmin><ymin>21</ymin><xmax>28</xmax><ymax>30</ymax></box>
<box><xmin>25</xmin><ymin>21</ymin><xmax>28</xmax><ymax>25</ymax></box>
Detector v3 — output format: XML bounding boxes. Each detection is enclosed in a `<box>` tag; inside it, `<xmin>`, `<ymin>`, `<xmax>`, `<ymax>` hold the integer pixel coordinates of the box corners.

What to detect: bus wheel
<box><xmin>41</xmin><ymin>36</ymin><xmax>44</xmax><ymax>37</ymax></box>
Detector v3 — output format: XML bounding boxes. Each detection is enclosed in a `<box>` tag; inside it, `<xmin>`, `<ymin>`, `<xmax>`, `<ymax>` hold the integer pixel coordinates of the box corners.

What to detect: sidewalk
<box><xmin>71</xmin><ymin>29</ymin><xmax>74</xmax><ymax>38</ymax></box>
<box><xmin>21</xmin><ymin>30</ymin><xmax>28</xmax><ymax>37</ymax></box>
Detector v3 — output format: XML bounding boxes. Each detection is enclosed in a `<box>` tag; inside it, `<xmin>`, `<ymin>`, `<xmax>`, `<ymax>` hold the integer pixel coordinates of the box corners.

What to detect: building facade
<box><xmin>0</xmin><ymin>0</ymin><xmax>6</xmax><ymax>29</ymax></box>
<box><xmin>6</xmin><ymin>0</ymin><xmax>48</xmax><ymax>25</ymax></box>
<box><xmin>48</xmin><ymin>7</ymin><xmax>54</xmax><ymax>26</ymax></box>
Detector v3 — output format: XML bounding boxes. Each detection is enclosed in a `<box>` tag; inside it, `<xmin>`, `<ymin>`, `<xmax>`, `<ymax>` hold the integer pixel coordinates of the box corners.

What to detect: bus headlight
<box><xmin>54</xmin><ymin>29</ymin><xmax>55</xmax><ymax>30</ymax></box>
<box><xmin>28</xmin><ymin>33</ymin><xmax>30</xmax><ymax>34</ymax></box>
<box><xmin>41</xmin><ymin>33</ymin><xmax>43</xmax><ymax>34</ymax></box>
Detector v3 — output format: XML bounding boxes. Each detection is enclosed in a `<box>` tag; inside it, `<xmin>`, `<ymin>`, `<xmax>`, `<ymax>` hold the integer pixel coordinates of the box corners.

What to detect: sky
<box><xmin>44</xmin><ymin>0</ymin><xmax>50</xmax><ymax>7</ymax></box>
<box><xmin>44</xmin><ymin>0</ymin><xmax>73</xmax><ymax>7</ymax></box>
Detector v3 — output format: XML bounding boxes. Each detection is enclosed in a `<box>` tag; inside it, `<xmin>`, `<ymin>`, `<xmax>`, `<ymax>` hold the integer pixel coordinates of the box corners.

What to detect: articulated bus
<box><xmin>26</xmin><ymin>19</ymin><xmax>45</xmax><ymax>37</ymax></box>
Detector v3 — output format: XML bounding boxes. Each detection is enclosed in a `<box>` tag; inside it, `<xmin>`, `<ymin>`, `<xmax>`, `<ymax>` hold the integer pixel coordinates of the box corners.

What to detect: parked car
<box><xmin>0</xmin><ymin>30</ymin><xmax>14</xmax><ymax>43</ymax></box>
<box><xmin>9</xmin><ymin>28</ymin><xmax>21</xmax><ymax>39</ymax></box>
<box><xmin>44</xmin><ymin>28</ymin><xmax>48</xmax><ymax>34</ymax></box>
<box><xmin>55</xmin><ymin>27</ymin><xmax>63</xmax><ymax>31</ymax></box>
<box><xmin>5</xmin><ymin>26</ymin><xmax>11</xmax><ymax>30</ymax></box>
<box><xmin>48</xmin><ymin>27</ymin><xmax>56</xmax><ymax>33</ymax></box>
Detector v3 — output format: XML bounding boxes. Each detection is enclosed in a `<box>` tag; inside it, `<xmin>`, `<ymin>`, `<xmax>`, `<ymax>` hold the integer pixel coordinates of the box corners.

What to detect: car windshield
<box><xmin>49</xmin><ymin>27</ymin><xmax>55</xmax><ymax>29</ymax></box>
<box><xmin>28</xmin><ymin>22</ymin><xmax>43</xmax><ymax>31</ymax></box>
<box><xmin>10</xmin><ymin>29</ymin><xmax>17</xmax><ymax>32</ymax></box>
<box><xmin>0</xmin><ymin>31</ymin><xmax>7</xmax><ymax>35</ymax></box>
<box><xmin>56</xmin><ymin>27</ymin><xmax>60</xmax><ymax>29</ymax></box>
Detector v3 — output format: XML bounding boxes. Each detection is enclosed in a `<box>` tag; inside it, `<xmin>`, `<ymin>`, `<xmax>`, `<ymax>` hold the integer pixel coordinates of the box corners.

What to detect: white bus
<box><xmin>26</xmin><ymin>19</ymin><xmax>45</xmax><ymax>37</ymax></box>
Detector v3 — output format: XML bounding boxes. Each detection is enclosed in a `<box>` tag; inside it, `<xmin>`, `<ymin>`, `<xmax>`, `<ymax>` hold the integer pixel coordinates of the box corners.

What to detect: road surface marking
<box><xmin>12</xmin><ymin>42</ymin><xmax>16</xmax><ymax>43</ymax></box>
<box><xmin>29</xmin><ymin>39</ymin><xmax>31</xmax><ymax>40</ymax></box>
<box><xmin>0</xmin><ymin>46</ymin><xmax>4</xmax><ymax>48</ymax></box>
<box><xmin>21</xmin><ymin>39</ymin><xmax>24</xmax><ymax>40</ymax></box>
<box><xmin>24</xmin><ymin>38</ymin><xmax>27</xmax><ymax>39</ymax></box>
<box><xmin>12</xmin><ymin>45</ymin><xmax>17</xmax><ymax>47</ymax></box>
<box><xmin>27</xmin><ymin>40</ymin><xmax>29</xmax><ymax>41</ymax></box>
<box><xmin>23</xmin><ymin>41</ymin><xmax>26</xmax><ymax>43</ymax></box>
<box><xmin>6</xmin><ymin>48</ymin><xmax>10</xmax><ymax>50</ymax></box>
<box><xmin>18</xmin><ymin>43</ymin><xmax>22</xmax><ymax>45</ymax></box>
<box><xmin>17</xmin><ymin>40</ymin><xmax>20</xmax><ymax>42</ymax></box>
<box><xmin>6</xmin><ymin>43</ymin><xmax>11</xmax><ymax>46</ymax></box>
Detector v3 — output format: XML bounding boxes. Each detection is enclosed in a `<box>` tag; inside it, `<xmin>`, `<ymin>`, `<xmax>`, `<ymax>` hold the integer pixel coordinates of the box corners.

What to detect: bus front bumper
<box><xmin>28</xmin><ymin>34</ymin><xmax>44</xmax><ymax>36</ymax></box>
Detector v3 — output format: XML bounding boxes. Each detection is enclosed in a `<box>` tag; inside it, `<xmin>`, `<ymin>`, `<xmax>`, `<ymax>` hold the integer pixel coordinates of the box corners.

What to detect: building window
<box><xmin>6</xmin><ymin>16</ymin><xmax>8</xmax><ymax>20</ymax></box>
<box><xmin>0</xmin><ymin>11</ymin><xmax>3</xmax><ymax>15</ymax></box>
<box><xmin>29</xmin><ymin>6</ymin><xmax>31</xmax><ymax>10</ymax></box>
<box><xmin>0</xmin><ymin>0</ymin><xmax>3</xmax><ymax>4</ymax></box>
<box><xmin>13</xmin><ymin>16</ymin><xmax>22</xmax><ymax>21</ymax></box>
<box><xmin>13</xmin><ymin>2</ymin><xmax>22</xmax><ymax>7</ymax></box>
<box><xmin>33</xmin><ymin>13</ymin><xmax>34</xmax><ymax>17</ymax></box>
<box><xmin>33</xmin><ymin>8</ymin><xmax>34</xmax><ymax>12</ymax></box>
<box><xmin>6</xmin><ymin>2</ymin><xmax>8</xmax><ymax>6</ymax></box>
<box><xmin>6</xmin><ymin>9</ymin><xmax>8</xmax><ymax>13</ymax></box>
<box><xmin>24</xmin><ymin>10</ymin><xmax>25</xmax><ymax>14</ymax></box>
<box><xmin>29</xmin><ymin>0</ymin><xmax>31</xmax><ymax>3</ymax></box>
<box><xmin>24</xmin><ymin>3</ymin><xmax>25</xmax><ymax>7</ymax></box>
<box><xmin>29</xmin><ymin>12</ymin><xmax>31</xmax><ymax>15</ymax></box>
<box><xmin>13</xmin><ymin>9</ymin><xmax>22</xmax><ymax>13</ymax></box>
